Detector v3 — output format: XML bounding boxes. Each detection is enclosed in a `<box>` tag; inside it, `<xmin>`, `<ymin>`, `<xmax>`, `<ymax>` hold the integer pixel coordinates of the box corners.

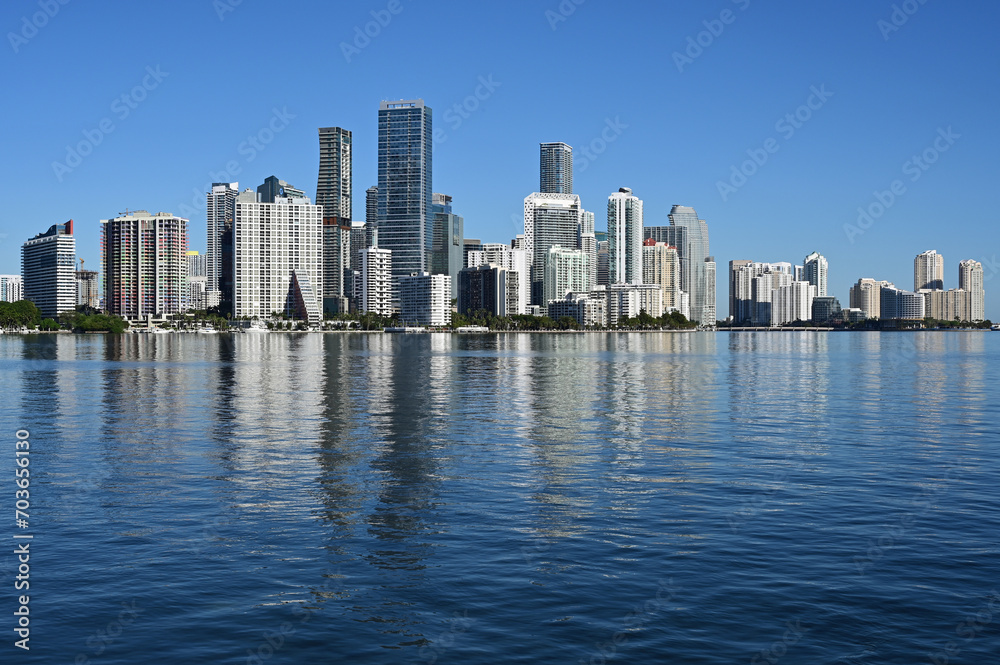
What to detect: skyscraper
<box><xmin>803</xmin><ymin>251</ymin><xmax>828</xmax><ymax>297</ymax></box>
<box><xmin>643</xmin><ymin>239</ymin><xmax>683</xmax><ymax>314</ymax></box>
<box><xmin>914</xmin><ymin>250</ymin><xmax>944</xmax><ymax>291</ymax></box>
<box><xmin>206</xmin><ymin>182</ymin><xmax>237</xmax><ymax>298</ymax></box>
<box><xmin>430</xmin><ymin>193</ymin><xmax>465</xmax><ymax>298</ymax></box>
<box><xmin>849</xmin><ymin>278</ymin><xmax>883</xmax><ymax>319</ymax></box>
<box><xmin>366</xmin><ymin>186</ymin><xmax>378</xmax><ymax>226</ymax></box>
<box><xmin>644</xmin><ymin>225</ymin><xmax>688</xmax><ymax>301</ymax></box>
<box><xmin>186</xmin><ymin>250</ymin><xmax>207</xmax><ymax>278</ymax></box>
<box><xmin>542</xmin><ymin>246</ymin><xmax>590</xmax><ymax>309</ymax></box>
<box><xmin>668</xmin><ymin>205</ymin><xmax>713</xmax><ymax>324</ymax></box>
<box><xmin>958</xmin><ymin>260</ymin><xmax>985</xmax><ymax>321</ymax></box>
<box><xmin>76</xmin><ymin>270</ymin><xmax>100</xmax><ymax>309</ymax></box>
<box><xmin>233</xmin><ymin>189</ymin><xmax>323</xmax><ymax>323</ymax></box>
<box><xmin>22</xmin><ymin>220</ymin><xmax>76</xmax><ymax>318</ymax></box>
<box><xmin>524</xmin><ymin>192</ymin><xmax>583</xmax><ymax>305</ymax></box>
<box><xmin>467</xmin><ymin>243</ymin><xmax>527</xmax><ymax>315</ymax></box>
<box><xmin>316</xmin><ymin>127</ymin><xmax>352</xmax><ymax>223</ymax></box>
<box><xmin>540</xmin><ymin>142</ymin><xmax>573</xmax><ymax>194</ymax></box>
<box><xmin>607</xmin><ymin>188</ymin><xmax>643</xmax><ymax>285</ymax></box>
<box><xmin>378</xmin><ymin>99</ymin><xmax>433</xmax><ymax>292</ymax></box>
<box><xmin>101</xmin><ymin>212</ymin><xmax>188</xmax><ymax>319</ymax></box>
<box><xmin>358</xmin><ymin>247</ymin><xmax>392</xmax><ymax>316</ymax></box>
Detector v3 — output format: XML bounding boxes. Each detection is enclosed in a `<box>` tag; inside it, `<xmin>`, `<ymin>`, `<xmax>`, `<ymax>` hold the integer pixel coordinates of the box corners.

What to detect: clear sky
<box><xmin>2</xmin><ymin>0</ymin><xmax>997</xmax><ymax>318</ymax></box>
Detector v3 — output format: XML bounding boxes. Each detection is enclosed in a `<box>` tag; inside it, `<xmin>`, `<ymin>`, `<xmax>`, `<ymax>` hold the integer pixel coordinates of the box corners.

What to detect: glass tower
<box><xmin>378</xmin><ymin>99</ymin><xmax>433</xmax><ymax>288</ymax></box>
<box><xmin>540</xmin><ymin>142</ymin><xmax>573</xmax><ymax>195</ymax></box>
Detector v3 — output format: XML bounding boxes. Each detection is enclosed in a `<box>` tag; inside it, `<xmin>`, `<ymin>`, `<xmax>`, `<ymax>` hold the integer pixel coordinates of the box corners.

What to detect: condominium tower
<box><xmin>540</xmin><ymin>142</ymin><xmax>573</xmax><ymax>194</ymax></box>
<box><xmin>21</xmin><ymin>220</ymin><xmax>76</xmax><ymax>318</ymax></box>
<box><xmin>914</xmin><ymin>250</ymin><xmax>944</xmax><ymax>291</ymax></box>
<box><xmin>607</xmin><ymin>188</ymin><xmax>643</xmax><ymax>285</ymax></box>
<box><xmin>101</xmin><ymin>212</ymin><xmax>188</xmax><ymax>319</ymax></box>
<box><xmin>378</xmin><ymin>99</ymin><xmax>433</xmax><ymax>286</ymax></box>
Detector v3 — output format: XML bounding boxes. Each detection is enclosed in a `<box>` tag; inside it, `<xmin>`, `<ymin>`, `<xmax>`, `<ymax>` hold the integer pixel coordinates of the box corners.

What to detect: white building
<box><xmin>1</xmin><ymin>275</ymin><xmax>24</xmax><ymax>302</ymax></box>
<box><xmin>914</xmin><ymin>250</ymin><xmax>944</xmax><ymax>291</ymax></box>
<box><xmin>608</xmin><ymin>188</ymin><xmax>643</xmax><ymax>285</ymax></box>
<box><xmin>207</xmin><ymin>182</ymin><xmax>238</xmax><ymax>300</ymax></box>
<box><xmin>187</xmin><ymin>275</ymin><xmax>208</xmax><ymax>311</ymax></box>
<box><xmin>467</xmin><ymin>243</ymin><xmax>529</xmax><ymax>315</ymax></box>
<box><xmin>524</xmin><ymin>192</ymin><xmax>583</xmax><ymax>305</ymax></box>
<box><xmin>771</xmin><ymin>280</ymin><xmax>817</xmax><ymax>326</ymax></box>
<box><xmin>802</xmin><ymin>251</ymin><xmax>828</xmax><ymax>297</ymax></box>
<box><xmin>959</xmin><ymin>260</ymin><xmax>985</xmax><ymax>321</ymax></box>
<box><xmin>233</xmin><ymin>190</ymin><xmax>323</xmax><ymax>323</ymax></box>
<box><xmin>358</xmin><ymin>247</ymin><xmax>393</xmax><ymax>317</ymax></box>
<box><xmin>399</xmin><ymin>272</ymin><xmax>451</xmax><ymax>326</ymax></box>
<box><xmin>606</xmin><ymin>283</ymin><xmax>663</xmax><ymax>326</ymax></box>
<box><xmin>22</xmin><ymin>220</ymin><xmax>76</xmax><ymax>318</ymax></box>
<box><xmin>547</xmin><ymin>292</ymin><xmax>606</xmax><ymax>328</ymax></box>
<box><xmin>543</xmin><ymin>245</ymin><xmax>590</xmax><ymax>310</ymax></box>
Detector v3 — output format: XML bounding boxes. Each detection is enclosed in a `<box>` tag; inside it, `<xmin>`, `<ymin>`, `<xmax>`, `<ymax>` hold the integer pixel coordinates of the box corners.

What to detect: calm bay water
<box><xmin>1</xmin><ymin>331</ymin><xmax>998</xmax><ymax>664</ymax></box>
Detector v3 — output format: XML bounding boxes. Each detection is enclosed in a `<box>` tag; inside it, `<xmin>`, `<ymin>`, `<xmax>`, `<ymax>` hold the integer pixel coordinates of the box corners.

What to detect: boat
<box><xmin>152</xmin><ymin>327</ymin><xmax>171</xmax><ymax>334</ymax></box>
<box><xmin>992</xmin><ymin>324</ymin><xmax>1000</xmax><ymax>331</ymax></box>
<box><xmin>244</xmin><ymin>320</ymin><xmax>270</xmax><ymax>333</ymax></box>
<box><xmin>384</xmin><ymin>326</ymin><xmax>427</xmax><ymax>334</ymax></box>
<box><xmin>198</xmin><ymin>326</ymin><xmax>218</xmax><ymax>334</ymax></box>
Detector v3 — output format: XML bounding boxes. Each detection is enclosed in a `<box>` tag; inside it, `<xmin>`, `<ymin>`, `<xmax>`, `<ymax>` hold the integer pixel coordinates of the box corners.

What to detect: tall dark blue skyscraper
<box><xmin>378</xmin><ymin>99</ymin><xmax>433</xmax><ymax>287</ymax></box>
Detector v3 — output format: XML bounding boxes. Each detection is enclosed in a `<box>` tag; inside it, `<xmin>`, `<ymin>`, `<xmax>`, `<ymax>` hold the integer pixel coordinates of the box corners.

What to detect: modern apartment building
<box><xmin>399</xmin><ymin>272</ymin><xmax>451</xmax><ymax>326</ymax></box>
<box><xmin>100</xmin><ymin>212</ymin><xmax>188</xmax><ymax>320</ymax></box>
<box><xmin>233</xmin><ymin>189</ymin><xmax>323</xmax><ymax>323</ymax></box>
<box><xmin>607</xmin><ymin>188</ymin><xmax>643</xmax><ymax>285</ymax></box>
<box><xmin>539</xmin><ymin>142</ymin><xmax>573</xmax><ymax>194</ymax></box>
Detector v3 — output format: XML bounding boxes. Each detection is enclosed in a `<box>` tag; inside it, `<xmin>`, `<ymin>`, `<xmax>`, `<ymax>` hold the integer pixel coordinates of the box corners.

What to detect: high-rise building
<box><xmin>316</xmin><ymin>127</ymin><xmax>352</xmax><ymax>223</ymax></box>
<box><xmin>365</xmin><ymin>186</ymin><xmax>378</xmax><ymax>225</ymax></box>
<box><xmin>881</xmin><ymin>287</ymin><xmax>926</xmax><ymax>320</ymax></box>
<box><xmin>206</xmin><ymin>182</ymin><xmax>237</xmax><ymax>299</ymax></box>
<box><xmin>607</xmin><ymin>188</ymin><xmax>643</xmax><ymax>285</ymax></box>
<box><xmin>771</xmin><ymin>280</ymin><xmax>816</xmax><ymax>326</ymax></box>
<box><xmin>803</xmin><ymin>251</ymin><xmax>828</xmax><ymax>297</ymax></box>
<box><xmin>643</xmin><ymin>240</ymin><xmax>683</xmax><ymax>315</ymax></box>
<box><xmin>22</xmin><ymin>221</ymin><xmax>76</xmax><ymax>318</ymax></box>
<box><xmin>849</xmin><ymin>278</ymin><xmax>885</xmax><ymax>320</ymax></box>
<box><xmin>257</xmin><ymin>175</ymin><xmax>306</xmax><ymax>204</ymax></box>
<box><xmin>728</xmin><ymin>261</ymin><xmax>795</xmax><ymax>325</ymax></box>
<box><xmin>358</xmin><ymin>247</ymin><xmax>392</xmax><ymax>316</ymax></box>
<box><xmin>378</xmin><ymin>99</ymin><xmax>433</xmax><ymax>290</ymax></box>
<box><xmin>728</xmin><ymin>259</ymin><xmax>753</xmax><ymax>322</ymax></box>
<box><xmin>187</xmin><ymin>276</ymin><xmax>208</xmax><ymax>311</ymax></box>
<box><xmin>458</xmin><ymin>264</ymin><xmax>514</xmax><ymax>317</ymax></box>
<box><xmin>644</xmin><ymin>225</ymin><xmax>689</xmax><ymax>307</ymax></box>
<box><xmin>704</xmin><ymin>257</ymin><xmax>717</xmax><ymax>324</ymax></box>
<box><xmin>317</xmin><ymin>127</ymin><xmax>354</xmax><ymax>316</ymax></box>
<box><xmin>76</xmin><ymin>270</ymin><xmax>100</xmax><ymax>309</ymax></box>
<box><xmin>540</xmin><ymin>142</ymin><xmax>573</xmax><ymax>194</ymax></box>
<box><xmin>233</xmin><ymin>189</ymin><xmax>322</xmax><ymax>323</ymax></box>
<box><xmin>959</xmin><ymin>260</ymin><xmax>985</xmax><ymax>321</ymax></box>
<box><xmin>923</xmin><ymin>288</ymin><xmax>972</xmax><ymax>322</ymax></box>
<box><xmin>548</xmin><ymin>293</ymin><xmax>606</xmax><ymax>328</ymax></box>
<box><xmin>914</xmin><ymin>250</ymin><xmax>944</xmax><ymax>291</ymax></box>
<box><xmin>350</xmin><ymin>221</ymin><xmax>368</xmax><ymax>272</ymax></box>
<box><xmin>1</xmin><ymin>275</ymin><xmax>24</xmax><ymax>302</ymax></box>
<box><xmin>524</xmin><ymin>192</ymin><xmax>583</xmax><ymax>305</ymax></box>
<box><xmin>542</xmin><ymin>245</ymin><xmax>590</xmax><ymax>309</ymax></box>
<box><xmin>668</xmin><ymin>205</ymin><xmax>713</xmax><ymax>324</ymax></box>
<box><xmin>596</xmin><ymin>240</ymin><xmax>609</xmax><ymax>287</ymax></box>
<box><xmin>467</xmin><ymin>243</ymin><xmax>528</xmax><ymax>315</ymax></box>
<box><xmin>430</xmin><ymin>193</ymin><xmax>465</xmax><ymax>298</ymax></box>
<box><xmin>811</xmin><ymin>296</ymin><xmax>841</xmax><ymax>324</ymax></box>
<box><xmin>399</xmin><ymin>272</ymin><xmax>451</xmax><ymax>326</ymax></box>
<box><xmin>101</xmin><ymin>212</ymin><xmax>188</xmax><ymax>320</ymax></box>
<box><xmin>186</xmin><ymin>250</ymin><xmax>207</xmax><ymax>278</ymax></box>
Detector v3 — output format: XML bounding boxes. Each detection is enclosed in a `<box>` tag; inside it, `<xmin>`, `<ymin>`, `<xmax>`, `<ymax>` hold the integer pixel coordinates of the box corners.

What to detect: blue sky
<box><xmin>2</xmin><ymin>0</ymin><xmax>997</xmax><ymax>318</ymax></box>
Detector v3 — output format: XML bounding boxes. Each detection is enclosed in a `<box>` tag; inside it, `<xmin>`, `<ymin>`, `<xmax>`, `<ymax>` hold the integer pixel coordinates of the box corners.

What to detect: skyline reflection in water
<box><xmin>0</xmin><ymin>331</ymin><xmax>996</xmax><ymax>664</ymax></box>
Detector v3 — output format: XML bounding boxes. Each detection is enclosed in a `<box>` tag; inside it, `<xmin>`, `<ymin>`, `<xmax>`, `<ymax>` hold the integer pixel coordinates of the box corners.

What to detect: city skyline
<box><xmin>1</xmin><ymin>1</ymin><xmax>997</xmax><ymax>317</ymax></box>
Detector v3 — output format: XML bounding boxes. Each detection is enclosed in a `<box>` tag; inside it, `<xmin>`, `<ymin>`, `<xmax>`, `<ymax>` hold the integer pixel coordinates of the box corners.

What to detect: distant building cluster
<box><xmin>6</xmin><ymin>99</ymin><xmax>987</xmax><ymax>328</ymax></box>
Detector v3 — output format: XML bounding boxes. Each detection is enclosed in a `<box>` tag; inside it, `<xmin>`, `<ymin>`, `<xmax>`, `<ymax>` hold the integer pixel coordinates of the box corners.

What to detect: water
<box><xmin>1</xmin><ymin>331</ymin><xmax>998</xmax><ymax>664</ymax></box>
